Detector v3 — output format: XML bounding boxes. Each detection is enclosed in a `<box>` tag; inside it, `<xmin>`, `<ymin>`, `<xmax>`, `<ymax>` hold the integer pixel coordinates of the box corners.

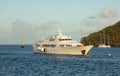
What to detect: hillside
<box><xmin>81</xmin><ymin>21</ymin><xmax>120</xmax><ymax>47</ymax></box>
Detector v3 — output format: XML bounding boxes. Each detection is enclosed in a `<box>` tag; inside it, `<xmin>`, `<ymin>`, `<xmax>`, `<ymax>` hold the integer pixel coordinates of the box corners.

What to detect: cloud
<box><xmin>37</xmin><ymin>20</ymin><xmax>58</xmax><ymax>31</ymax></box>
<box><xmin>100</xmin><ymin>8</ymin><xmax>118</xmax><ymax>19</ymax></box>
<box><xmin>87</xmin><ymin>16</ymin><xmax>97</xmax><ymax>20</ymax></box>
<box><xmin>46</xmin><ymin>20</ymin><xmax>58</xmax><ymax>25</ymax></box>
<box><xmin>0</xmin><ymin>20</ymin><xmax>58</xmax><ymax>44</ymax></box>
<box><xmin>81</xmin><ymin>8</ymin><xmax>118</xmax><ymax>32</ymax></box>
<box><xmin>99</xmin><ymin>8</ymin><xmax>118</xmax><ymax>25</ymax></box>
<box><xmin>12</xmin><ymin>20</ymin><xmax>36</xmax><ymax>44</ymax></box>
<box><xmin>81</xmin><ymin>16</ymin><xmax>100</xmax><ymax>32</ymax></box>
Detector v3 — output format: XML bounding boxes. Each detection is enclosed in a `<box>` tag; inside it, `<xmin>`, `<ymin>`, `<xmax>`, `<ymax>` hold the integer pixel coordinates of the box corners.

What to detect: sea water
<box><xmin>0</xmin><ymin>45</ymin><xmax>120</xmax><ymax>76</ymax></box>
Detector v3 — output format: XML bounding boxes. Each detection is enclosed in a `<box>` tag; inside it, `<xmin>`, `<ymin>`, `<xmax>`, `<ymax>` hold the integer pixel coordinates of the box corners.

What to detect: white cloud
<box><xmin>12</xmin><ymin>20</ymin><xmax>36</xmax><ymax>44</ymax></box>
<box><xmin>100</xmin><ymin>8</ymin><xmax>118</xmax><ymax>25</ymax></box>
<box><xmin>0</xmin><ymin>20</ymin><xmax>59</xmax><ymax>44</ymax></box>
<box><xmin>36</xmin><ymin>20</ymin><xmax>58</xmax><ymax>31</ymax></box>
<box><xmin>100</xmin><ymin>8</ymin><xmax>118</xmax><ymax>19</ymax></box>
<box><xmin>81</xmin><ymin>8</ymin><xmax>119</xmax><ymax>34</ymax></box>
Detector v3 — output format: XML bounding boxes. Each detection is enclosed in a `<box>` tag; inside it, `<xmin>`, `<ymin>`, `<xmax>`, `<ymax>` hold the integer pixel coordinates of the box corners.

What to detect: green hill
<box><xmin>81</xmin><ymin>21</ymin><xmax>120</xmax><ymax>47</ymax></box>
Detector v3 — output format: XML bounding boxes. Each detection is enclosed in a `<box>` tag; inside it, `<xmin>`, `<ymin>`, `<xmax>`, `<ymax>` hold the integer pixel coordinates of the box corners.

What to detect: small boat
<box><xmin>33</xmin><ymin>29</ymin><xmax>93</xmax><ymax>56</ymax></box>
<box><xmin>21</xmin><ymin>40</ymin><xmax>25</xmax><ymax>48</ymax></box>
<box><xmin>98</xmin><ymin>44</ymin><xmax>111</xmax><ymax>48</ymax></box>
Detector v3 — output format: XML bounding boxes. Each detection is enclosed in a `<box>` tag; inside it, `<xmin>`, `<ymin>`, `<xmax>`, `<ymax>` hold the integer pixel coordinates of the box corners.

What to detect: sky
<box><xmin>0</xmin><ymin>0</ymin><xmax>120</xmax><ymax>44</ymax></box>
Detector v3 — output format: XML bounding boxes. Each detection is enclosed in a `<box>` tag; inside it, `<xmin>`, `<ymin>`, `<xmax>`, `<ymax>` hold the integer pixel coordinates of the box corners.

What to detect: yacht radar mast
<box><xmin>57</xmin><ymin>29</ymin><xmax>63</xmax><ymax>36</ymax></box>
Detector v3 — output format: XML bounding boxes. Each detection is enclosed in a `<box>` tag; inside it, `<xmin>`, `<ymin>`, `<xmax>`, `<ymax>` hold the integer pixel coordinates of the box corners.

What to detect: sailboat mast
<box><xmin>107</xmin><ymin>35</ymin><xmax>110</xmax><ymax>45</ymax></box>
<box><xmin>103</xmin><ymin>30</ymin><xmax>105</xmax><ymax>45</ymax></box>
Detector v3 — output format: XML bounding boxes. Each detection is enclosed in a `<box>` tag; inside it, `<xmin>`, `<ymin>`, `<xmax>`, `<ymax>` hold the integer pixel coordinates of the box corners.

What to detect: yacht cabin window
<box><xmin>59</xmin><ymin>39</ymin><xmax>72</xmax><ymax>41</ymax></box>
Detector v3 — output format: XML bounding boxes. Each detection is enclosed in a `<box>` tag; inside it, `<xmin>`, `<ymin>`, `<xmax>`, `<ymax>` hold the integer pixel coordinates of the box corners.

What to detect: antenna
<box><xmin>57</xmin><ymin>28</ymin><xmax>63</xmax><ymax>36</ymax></box>
<box><xmin>42</xmin><ymin>36</ymin><xmax>46</xmax><ymax>41</ymax></box>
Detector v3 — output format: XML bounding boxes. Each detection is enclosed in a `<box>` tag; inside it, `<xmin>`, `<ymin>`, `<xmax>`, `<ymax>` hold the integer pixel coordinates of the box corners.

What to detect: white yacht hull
<box><xmin>98</xmin><ymin>44</ymin><xmax>111</xmax><ymax>48</ymax></box>
<box><xmin>33</xmin><ymin>45</ymin><xmax>93</xmax><ymax>55</ymax></box>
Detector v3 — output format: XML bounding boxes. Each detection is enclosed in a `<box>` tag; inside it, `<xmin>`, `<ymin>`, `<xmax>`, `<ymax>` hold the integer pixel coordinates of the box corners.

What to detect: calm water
<box><xmin>0</xmin><ymin>45</ymin><xmax>120</xmax><ymax>76</ymax></box>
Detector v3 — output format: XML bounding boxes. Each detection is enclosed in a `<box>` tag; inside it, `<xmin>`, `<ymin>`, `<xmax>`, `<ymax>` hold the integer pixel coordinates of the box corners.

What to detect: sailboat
<box><xmin>98</xmin><ymin>30</ymin><xmax>111</xmax><ymax>48</ymax></box>
<box><xmin>21</xmin><ymin>40</ymin><xmax>25</xmax><ymax>48</ymax></box>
